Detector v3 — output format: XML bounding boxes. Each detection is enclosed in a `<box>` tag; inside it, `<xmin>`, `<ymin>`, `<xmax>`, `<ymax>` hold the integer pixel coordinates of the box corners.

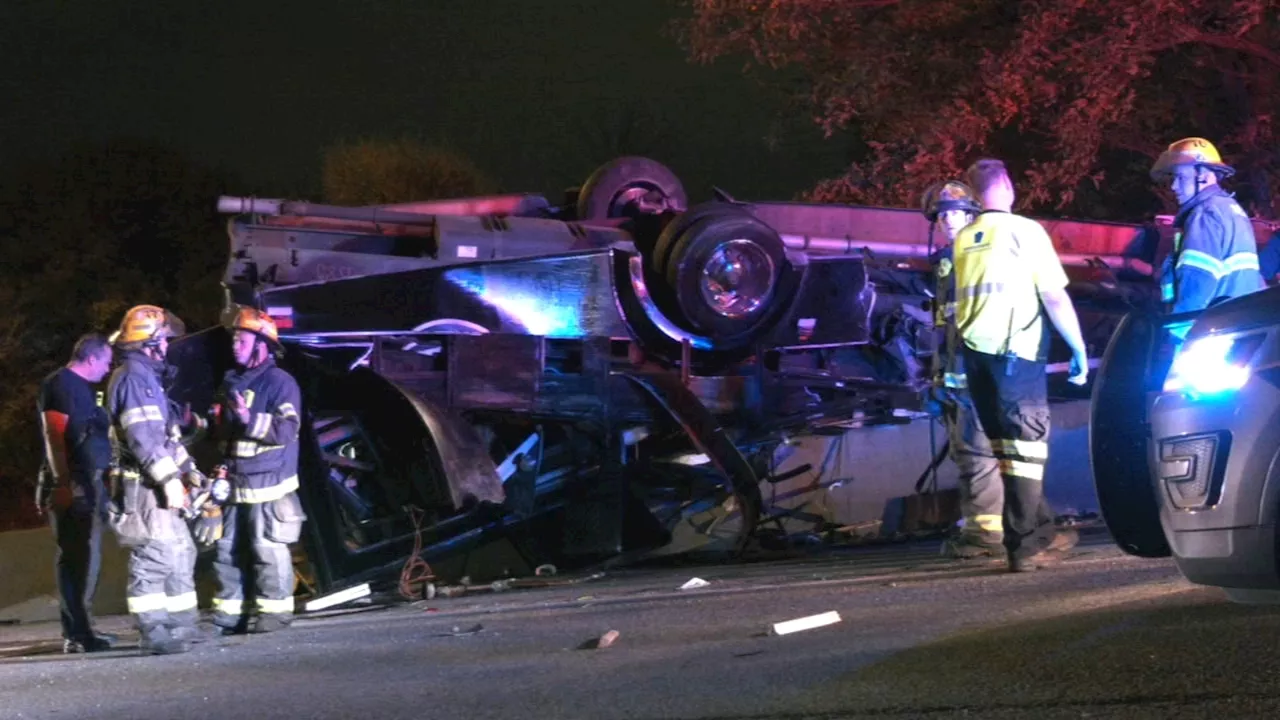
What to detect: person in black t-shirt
<box><xmin>36</xmin><ymin>333</ymin><xmax>116</xmax><ymax>654</ymax></box>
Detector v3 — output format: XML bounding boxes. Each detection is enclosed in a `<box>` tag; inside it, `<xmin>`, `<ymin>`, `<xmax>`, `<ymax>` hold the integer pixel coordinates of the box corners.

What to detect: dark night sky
<box><xmin>1</xmin><ymin>1</ymin><xmax>850</xmax><ymax>203</ymax></box>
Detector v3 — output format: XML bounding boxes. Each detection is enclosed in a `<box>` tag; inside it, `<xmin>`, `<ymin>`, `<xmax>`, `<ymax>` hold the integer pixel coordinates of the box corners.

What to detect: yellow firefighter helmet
<box><xmin>921</xmin><ymin>180</ymin><xmax>981</xmax><ymax>222</ymax></box>
<box><xmin>224</xmin><ymin>305</ymin><xmax>281</xmax><ymax>347</ymax></box>
<box><xmin>110</xmin><ymin>305</ymin><xmax>185</xmax><ymax>348</ymax></box>
<box><xmin>1150</xmin><ymin>137</ymin><xmax>1235</xmax><ymax>180</ymax></box>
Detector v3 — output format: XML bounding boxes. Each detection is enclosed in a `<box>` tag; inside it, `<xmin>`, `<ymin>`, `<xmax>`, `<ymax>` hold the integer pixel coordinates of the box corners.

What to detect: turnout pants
<box><xmin>961</xmin><ymin>348</ymin><xmax>1055</xmax><ymax>560</ymax></box>
<box><xmin>125</xmin><ymin>513</ymin><xmax>198</xmax><ymax>647</ymax></box>
<box><xmin>49</xmin><ymin>503</ymin><xmax>103</xmax><ymax>642</ymax></box>
<box><xmin>945</xmin><ymin>390</ymin><xmax>1058</xmax><ymax>550</ymax></box>
<box><xmin>211</xmin><ymin>495</ymin><xmax>301</xmax><ymax>630</ymax></box>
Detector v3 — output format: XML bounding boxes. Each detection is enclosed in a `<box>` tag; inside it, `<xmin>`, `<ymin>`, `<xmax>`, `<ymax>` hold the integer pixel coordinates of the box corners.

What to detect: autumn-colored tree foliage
<box><xmin>678</xmin><ymin>0</ymin><xmax>1280</xmax><ymax>219</ymax></box>
<box><xmin>321</xmin><ymin>137</ymin><xmax>496</xmax><ymax>205</ymax></box>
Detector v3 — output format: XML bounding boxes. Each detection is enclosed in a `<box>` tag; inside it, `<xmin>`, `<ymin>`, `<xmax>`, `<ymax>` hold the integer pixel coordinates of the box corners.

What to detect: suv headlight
<box><xmin>1163</xmin><ymin>331</ymin><xmax>1267</xmax><ymax>396</ymax></box>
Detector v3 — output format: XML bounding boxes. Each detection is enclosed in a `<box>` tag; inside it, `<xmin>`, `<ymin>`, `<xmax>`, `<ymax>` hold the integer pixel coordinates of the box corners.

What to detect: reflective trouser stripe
<box><xmin>127</xmin><ymin>593</ymin><xmax>169</xmax><ymax>614</ymax></box>
<box><xmin>991</xmin><ymin>439</ymin><xmax>1048</xmax><ymax>460</ymax></box>
<box><xmin>967</xmin><ymin>514</ymin><xmax>1003</xmax><ymax>532</ymax></box>
<box><xmin>232</xmin><ymin>475</ymin><xmax>299</xmax><ymax>504</ymax></box>
<box><xmin>214</xmin><ymin>597</ymin><xmax>293</xmax><ymax>615</ymax></box>
<box><xmin>167</xmin><ymin>592</ymin><xmax>198</xmax><ymax>613</ymax></box>
<box><xmin>213</xmin><ymin>598</ymin><xmax>243</xmax><ymax>615</ymax></box>
<box><xmin>998</xmin><ymin>459</ymin><xmax>1044</xmax><ymax>481</ymax></box>
<box><xmin>257</xmin><ymin>597</ymin><xmax>295</xmax><ymax>614</ymax></box>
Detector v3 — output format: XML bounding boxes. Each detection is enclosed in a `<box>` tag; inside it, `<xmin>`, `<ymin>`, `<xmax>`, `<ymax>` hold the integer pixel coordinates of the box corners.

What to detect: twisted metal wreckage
<box><xmin>163</xmin><ymin>156</ymin><xmax>1262</xmax><ymax>605</ymax></box>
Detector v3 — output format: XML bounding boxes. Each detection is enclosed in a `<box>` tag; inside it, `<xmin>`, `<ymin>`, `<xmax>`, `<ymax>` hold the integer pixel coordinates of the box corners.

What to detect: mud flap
<box><xmin>1089</xmin><ymin>310</ymin><xmax>1172</xmax><ymax>558</ymax></box>
<box><xmin>331</xmin><ymin>369</ymin><xmax>506</xmax><ymax>511</ymax></box>
<box><xmin>620</xmin><ymin>372</ymin><xmax>762</xmax><ymax>555</ymax></box>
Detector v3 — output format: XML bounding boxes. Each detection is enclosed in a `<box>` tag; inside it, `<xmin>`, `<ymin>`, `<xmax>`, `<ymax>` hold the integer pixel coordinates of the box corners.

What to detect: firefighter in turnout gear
<box><xmin>104</xmin><ymin>305</ymin><xmax>208</xmax><ymax>654</ymax></box>
<box><xmin>209</xmin><ymin>306</ymin><xmax>306</xmax><ymax>634</ymax></box>
<box><xmin>923</xmin><ymin>182</ymin><xmax>1076</xmax><ymax>561</ymax></box>
<box><xmin>1150</xmin><ymin>137</ymin><xmax>1263</xmax><ymax>324</ymax></box>
<box><xmin>952</xmin><ymin>159</ymin><xmax>1091</xmax><ymax>573</ymax></box>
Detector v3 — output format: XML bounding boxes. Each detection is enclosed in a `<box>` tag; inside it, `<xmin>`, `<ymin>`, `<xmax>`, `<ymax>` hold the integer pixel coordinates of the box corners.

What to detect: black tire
<box><xmin>649</xmin><ymin>201</ymin><xmax>752</xmax><ymax>280</ymax></box>
<box><xmin>576</xmin><ymin>156</ymin><xmax>688</xmax><ymax>221</ymax></box>
<box><xmin>664</xmin><ymin>210</ymin><xmax>790</xmax><ymax>338</ymax></box>
<box><xmin>1089</xmin><ymin>311</ymin><xmax>1173</xmax><ymax>558</ymax></box>
<box><xmin>642</xmin><ymin>203</ymin><xmax>753</xmax><ymax>334</ymax></box>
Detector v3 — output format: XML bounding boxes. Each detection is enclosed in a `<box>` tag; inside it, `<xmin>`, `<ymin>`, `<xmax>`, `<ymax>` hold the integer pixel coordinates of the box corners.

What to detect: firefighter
<box><xmin>209</xmin><ymin>306</ymin><xmax>306</xmax><ymax>635</ymax></box>
<box><xmin>104</xmin><ymin>305</ymin><xmax>208</xmax><ymax>654</ymax></box>
<box><xmin>922</xmin><ymin>182</ymin><xmax>1077</xmax><ymax>562</ymax></box>
<box><xmin>1149</xmin><ymin>137</ymin><xmax>1264</xmax><ymax>320</ymax></box>
<box><xmin>952</xmin><ymin>159</ymin><xmax>1091</xmax><ymax>573</ymax></box>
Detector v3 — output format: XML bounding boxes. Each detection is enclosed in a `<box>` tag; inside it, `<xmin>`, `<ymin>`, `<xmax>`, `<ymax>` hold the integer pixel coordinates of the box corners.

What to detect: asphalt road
<box><xmin>4</xmin><ymin>529</ymin><xmax>1280</xmax><ymax>720</ymax></box>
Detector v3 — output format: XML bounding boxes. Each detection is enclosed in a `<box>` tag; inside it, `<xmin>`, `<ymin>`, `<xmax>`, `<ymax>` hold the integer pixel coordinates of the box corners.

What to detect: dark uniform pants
<box><xmin>49</xmin><ymin>504</ymin><xmax>103</xmax><ymax>642</ymax></box>
<box><xmin>211</xmin><ymin>496</ymin><xmax>300</xmax><ymax>629</ymax></box>
<box><xmin>961</xmin><ymin>347</ymin><xmax>1056</xmax><ymax>559</ymax></box>
<box><xmin>946</xmin><ymin>390</ymin><xmax>1057</xmax><ymax>550</ymax></box>
<box><xmin>125</xmin><ymin>512</ymin><xmax>198</xmax><ymax>646</ymax></box>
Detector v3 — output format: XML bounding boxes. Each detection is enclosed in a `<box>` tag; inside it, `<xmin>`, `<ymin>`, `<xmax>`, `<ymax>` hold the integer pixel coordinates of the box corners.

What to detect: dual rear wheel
<box><xmin>577</xmin><ymin>156</ymin><xmax>794</xmax><ymax>350</ymax></box>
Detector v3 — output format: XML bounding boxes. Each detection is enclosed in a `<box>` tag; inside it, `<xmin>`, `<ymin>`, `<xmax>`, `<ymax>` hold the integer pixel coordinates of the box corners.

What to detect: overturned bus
<box><xmin>170</xmin><ymin>156</ymin><xmax>1168</xmax><ymax>601</ymax></box>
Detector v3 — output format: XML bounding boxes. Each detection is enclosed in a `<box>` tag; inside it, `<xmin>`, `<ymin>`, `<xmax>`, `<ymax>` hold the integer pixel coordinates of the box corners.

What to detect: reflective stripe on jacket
<box><xmin>1160</xmin><ymin>185</ymin><xmax>1264</xmax><ymax>313</ymax></box>
<box><xmin>106</xmin><ymin>352</ymin><xmax>195</xmax><ymax>486</ymax></box>
<box><xmin>952</xmin><ymin>211</ymin><xmax>1070</xmax><ymax>362</ymax></box>
<box><xmin>932</xmin><ymin>247</ymin><xmax>968</xmax><ymax>389</ymax></box>
<box><xmin>216</xmin><ymin>359</ymin><xmax>302</xmax><ymax>504</ymax></box>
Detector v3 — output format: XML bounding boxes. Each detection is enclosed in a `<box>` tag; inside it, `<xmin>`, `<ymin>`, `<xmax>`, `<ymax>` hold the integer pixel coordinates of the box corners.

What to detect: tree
<box><xmin>321</xmin><ymin>137</ymin><xmax>496</xmax><ymax>205</ymax></box>
<box><xmin>676</xmin><ymin>0</ymin><xmax>1280</xmax><ymax>219</ymax></box>
<box><xmin>0</xmin><ymin>138</ymin><xmax>232</xmax><ymax>529</ymax></box>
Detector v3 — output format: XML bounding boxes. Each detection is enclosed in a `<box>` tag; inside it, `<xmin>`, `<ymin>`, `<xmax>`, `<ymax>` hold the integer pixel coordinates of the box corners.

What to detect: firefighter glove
<box><xmin>193</xmin><ymin>506</ymin><xmax>223</xmax><ymax>547</ymax></box>
<box><xmin>182</xmin><ymin>469</ymin><xmax>208</xmax><ymax>490</ymax></box>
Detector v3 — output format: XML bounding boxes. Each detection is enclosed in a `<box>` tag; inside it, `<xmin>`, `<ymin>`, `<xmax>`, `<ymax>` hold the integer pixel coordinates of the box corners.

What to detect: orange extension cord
<box><xmin>398</xmin><ymin>505</ymin><xmax>436</xmax><ymax>600</ymax></box>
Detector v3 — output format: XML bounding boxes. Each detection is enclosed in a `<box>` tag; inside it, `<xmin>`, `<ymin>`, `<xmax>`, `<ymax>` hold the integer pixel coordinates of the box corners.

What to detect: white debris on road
<box><xmin>771</xmin><ymin>611</ymin><xmax>842</xmax><ymax>636</ymax></box>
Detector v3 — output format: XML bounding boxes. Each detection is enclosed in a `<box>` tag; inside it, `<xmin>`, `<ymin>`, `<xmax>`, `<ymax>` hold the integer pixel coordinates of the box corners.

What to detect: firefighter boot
<box><xmin>941</xmin><ymin>533</ymin><xmax>1005</xmax><ymax>562</ymax></box>
<box><xmin>170</xmin><ymin>624</ymin><xmax>211</xmax><ymax>644</ymax></box>
<box><xmin>138</xmin><ymin>625</ymin><xmax>190</xmax><ymax>656</ymax></box>
<box><xmin>249</xmin><ymin>613</ymin><xmax>291</xmax><ymax>634</ymax></box>
<box><xmin>167</xmin><ymin>606</ymin><xmax>205</xmax><ymax>644</ymax></box>
<box><xmin>1044</xmin><ymin>527</ymin><xmax>1080</xmax><ymax>553</ymax></box>
<box><xmin>1008</xmin><ymin>549</ymin><xmax>1067</xmax><ymax>573</ymax></box>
